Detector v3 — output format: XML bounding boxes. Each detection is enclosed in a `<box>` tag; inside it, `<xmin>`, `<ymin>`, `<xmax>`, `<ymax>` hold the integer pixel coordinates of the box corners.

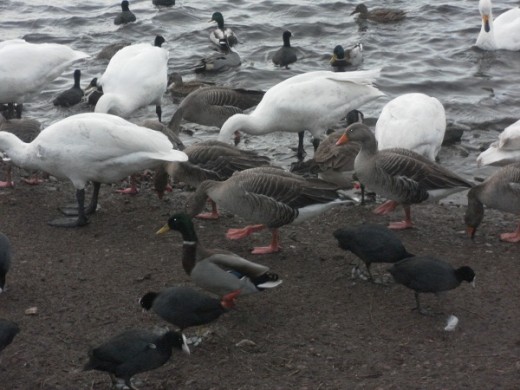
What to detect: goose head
<box><xmin>336</xmin><ymin>123</ymin><xmax>374</xmax><ymax>146</ymax></box>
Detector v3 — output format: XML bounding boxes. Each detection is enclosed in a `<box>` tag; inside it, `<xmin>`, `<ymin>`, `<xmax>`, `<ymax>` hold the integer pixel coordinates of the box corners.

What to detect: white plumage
<box><xmin>476</xmin><ymin>0</ymin><xmax>520</xmax><ymax>51</ymax></box>
<box><xmin>95</xmin><ymin>38</ymin><xmax>168</xmax><ymax>121</ymax></box>
<box><xmin>375</xmin><ymin>93</ymin><xmax>446</xmax><ymax>161</ymax></box>
<box><xmin>477</xmin><ymin>119</ymin><xmax>520</xmax><ymax>166</ymax></box>
<box><xmin>0</xmin><ymin>39</ymin><xmax>89</xmax><ymax>104</ymax></box>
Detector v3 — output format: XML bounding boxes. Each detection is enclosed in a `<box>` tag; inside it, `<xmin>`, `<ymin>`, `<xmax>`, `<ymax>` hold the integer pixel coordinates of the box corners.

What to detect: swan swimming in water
<box><xmin>476</xmin><ymin>0</ymin><xmax>520</xmax><ymax>51</ymax></box>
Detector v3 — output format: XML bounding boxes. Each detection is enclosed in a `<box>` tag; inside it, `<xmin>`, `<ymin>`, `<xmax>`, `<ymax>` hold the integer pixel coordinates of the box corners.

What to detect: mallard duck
<box><xmin>217</xmin><ymin>69</ymin><xmax>384</xmax><ymax>160</ymax></box>
<box><xmin>156</xmin><ymin>213</ymin><xmax>282</xmax><ymax>295</ymax></box>
<box><xmin>0</xmin><ymin>233</ymin><xmax>11</xmax><ymax>293</ymax></box>
<box><xmin>0</xmin><ymin>113</ymin><xmax>187</xmax><ymax>227</ymax></box>
<box><xmin>272</xmin><ymin>30</ymin><xmax>297</xmax><ymax>69</ymax></box>
<box><xmin>0</xmin><ymin>39</ymin><xmax>88</xmax><ymax>112</ymax></box>
<box><xmin>184</xmin><ymin>167</ymin><xmax>351</xmax><ymax>254</ymax></box>
<box><xmin>388</xmin><ymin>256</ymin><xmax>475</xmax><ymax>315</ymax></box>
<box><xmin>84</xmin><ymin>77</ymin><xmax>103</xmax><ymax>106</ymax></box>
<box><xmin>477</xmin><ymin>119</ymin><xmax>520</xmax><ymax>166</ymax></box>
<box><xmin>333</xmin><ymin>223</ymin><xmax>414</xmax><ymax>281</ymax></box>
<box><xmin>84</xmin><ymin>329</ymin><xmax>189</xmax><ymax>389</ymax></box>
<box><xmin>167</xmin><ymin>72</ymin><xmax>215</xmax><ymax>101</ymax></box>
<box><xmin>351</xmin><ymin>3</ymin><xmax>406</xmax><ymax>23</ymax></box>
<box><xmin>330</xmin><ymin>44</ymin><xmax>363</xmax><ymax>71</ymax></box>
<box><xmin>375</xmin><ymin>93</ymin><xmax>446</xmax><ymax>161</ymax></box>
<box><xmin>168</xmin><ymin>86</ymin><xmax>264</xmax><ymax>135</ymax></box>
<box><xmin>95</xmin><ymin>35</ymin><xmax>168</xmax><ymax>122</ymax></box>
<box><xmin>0</xmin><ymin>319</ymin><xmax>19</xmax><ymax>353</ymax></box>
<box><xmin>0</xmin><ymin>108</ymin><xmax>42</xmax><ymax>188</ymax></box>
<box><xmin>157</xmin><ymin>140</ymin><xmax>271</xmax><ymax>205</ymax></box>
<box><xmin>465</xmin><ymin>162</ymin><xmax>520</xmax><ymax>242</ymax></box>
<box><xmin>209</xmin><ymin>12</ymin><xmax>238</xmax><ymax>47</ymax></box>
<box><xmin>336</xmin><ymin>123</ymin><xmax>472</xmax><ymax>229</ymax></box>
<box><xmin>476</xmin><ymin>0</ymin><xmax>520</xmax><ymax>51</ymax></box>
<box><xmin>194</xmin><ymin>41</ymin><xmax>241</xmax><ymax>73</ymax></box>
<box><xmin>52</xmin><ymin>69</ymin><xmax>84</xmax><ymax>107</ymax></box>
<box><xmin>114</xmin><ymin>0</ymin><xmax>136</xmax><ymax>25</ymax></box>
<box><xmin>140</xmin><ymin>286</ymin><xmax>239</xmax><ymax>331</ymax></box>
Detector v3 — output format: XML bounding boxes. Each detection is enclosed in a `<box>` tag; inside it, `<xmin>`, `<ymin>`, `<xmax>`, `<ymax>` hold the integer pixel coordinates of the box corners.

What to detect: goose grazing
<box><xmin>167</xmin><ymin>72</ymin><xmax>215</xmax><ymax>101</ymax></box>
<box><xmin>95</xmin><ymin>35</ymin><xmax>168</xmax><ymax>122</ymax></box>
<box><xmin>0</xmin><ymin>107</ymin><xmax>42</xmax><ymax>188</ymax></box>
<box><xmin>375</xmin><ymin>93</ymin><xmax>446</xmax><ymax>161</ymax></box>
<box><xmin>333</xmin><ymin>223</ymin><xmax>414</xmax><ymax>281</ymax></box>
<box><xmin>209</xmin><ymin>12</ymin><xmax>238</xmax><ymax>47</ymax></box>
<box><xmin>336</xmin><ymin>123</ymin><xmax>473</xmax><ymax>229</ymax></box>
<box><xmin>272</xmin><ymin>30</ymin><xmax>297</xmax><ymax>69</ymax></box>
<box><xmin>388</xmin><ymin>256</ymin><xmax>475</xmax><ymax>315</ymax></box>
<box><xmin>168</xmin><ymin>86</ymin><xmax>264</xmax><ymax>136</ymax></box>
<box><xmin>156</xmin><ymin>213</ymin><xmax>283</xmax><ymax>295</ymax></box>
<box><xmin>52</xmin><ymin>69</ymin><xmax>84</xmax><ymax>107</ymax></box>
<box><xmin>0</xmin><ymin>113</ymin><xmax>187</xmax><ymax>227</ymax></box>
<box><xmin>194</xmin><ymin>40</ymin><xmax>241</xmax><ymax>73</ymax></box>
<box><xmin>477</xmin><ymin>119</ymin><xmax>520</xmax><ymax>166</ymax></box>
<box><xmin>476</xmin><ymin>0</ymin><xmax>520</xmax><ymax>51</ymax></box>
<box><xmin>84</xmin><ymin>329</ymin><xmax>189</xmax><ymax>389</ymax></box>
<box><xmin>351</xmin><ymin>3</ymin><xmax>406</xmax><ymax>23</ymax></box>
<box><xmin>184</xmin><ymin>167</ymin><xmax>352</xmax><ymax>254</ymax></box>
<box><xmin>465</xmin><ymin>162</ymin><xmax>520</xmax><ymax>242</ymax></box>
<box><xmin>0</xmin><ymin>233</ymin><xmax>12</xmax><ymax>293</ymax></box>
<box><xmin>114</xmin><ymin>0</ymin><xmax>136</xmax><ymax>25</ymax></box>
<box><xmin>157</xmin><ymin>140</ymin><xmax>271</xmax><ymax>205</ymax></box>
<box><xmin>290</xmin><ymin>109</ymin><xmax>364</xmax><ymax>189</ymax></box>
<box><xmin>217</xmin><ymin>69</ymin><xmax>385</xmax><ymax>160</ymax></box>
<box><xmin>140</xmin><ymin>286</ymin><xmax>240</xmax><ymax>331</ymax></box>
<box><xmin>0</xmin><ymin>319</ymin><xmax>19</xmax><ymax>353</ymax></box>
<box><xmin>0</xmin><ymin>39</ymin><xmax>89</xmax><ymax>113</ymax></box>
<box><xmin>330</xmin><ymin>44</ymin><xmax>363</xmax><ymax>71</ymax></box>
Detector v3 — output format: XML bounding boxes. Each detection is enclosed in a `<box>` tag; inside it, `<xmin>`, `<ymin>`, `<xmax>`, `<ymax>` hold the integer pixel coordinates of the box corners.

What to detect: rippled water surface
<box><xmin>1</xmin><ymin>0</ymin><xmax>519</xmax><ymax>179</ymax></box>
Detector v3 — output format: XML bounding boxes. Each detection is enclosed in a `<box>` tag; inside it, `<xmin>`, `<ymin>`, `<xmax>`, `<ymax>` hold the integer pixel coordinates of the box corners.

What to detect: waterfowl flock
<box><xmin>1</xmin><ymin>0</ymin><xmax>520</xmax><ymax>388</ymax></box>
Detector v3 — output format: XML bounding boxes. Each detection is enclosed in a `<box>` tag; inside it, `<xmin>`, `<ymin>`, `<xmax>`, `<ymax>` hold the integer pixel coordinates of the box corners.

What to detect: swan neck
<box><xmin>0</xmin><ymin>132</ymin><xmax>31</xmax><ymax>168</ymax></box>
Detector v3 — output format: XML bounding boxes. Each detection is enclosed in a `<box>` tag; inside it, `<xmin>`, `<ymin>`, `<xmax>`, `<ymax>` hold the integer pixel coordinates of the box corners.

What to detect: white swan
<box><xmin>476</xmin><ymin>0</ymin><xmax>520</xmax><ymax>51</ymax></box>
<box><xmin>0</xmin><ymin>39</ymin><xmax>89</xmax><ymax>105</ymax></box>
<box><xmin>477</xmin><ymin>119</ymin><xmax>520</xmax><ymax>166</ymax></box>
<box><xmin>0</xmin><ymin>113</ymin><xmax>187</xmax><ymax>227</ymax></box>
<box><xmin>217</xmin><ymin>69</ymin><xmax>384</xmax><ymax>159</ymax></box>
<box><xmin>375</xmin><ymin>93</ymin><xmax>446</xmax><ymax>161</ymax></box>
<box><xmin>95</xmin><ymin>36</ymin><xmax>168</xmax><ymax>121</ymax></box>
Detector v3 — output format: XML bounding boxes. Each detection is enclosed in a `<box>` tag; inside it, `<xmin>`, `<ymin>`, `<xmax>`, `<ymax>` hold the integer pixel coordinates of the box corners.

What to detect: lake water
<box><xmin>1</xmin><ymin>0</ymin><xmax>519</xmax><ymax>183</ymax></box>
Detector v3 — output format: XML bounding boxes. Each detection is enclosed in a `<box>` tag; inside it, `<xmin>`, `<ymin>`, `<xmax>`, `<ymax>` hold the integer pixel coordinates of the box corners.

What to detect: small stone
<box><xmin>235</xmin><ymin>339</ymin><xmax>256</xmax><ymax>347</ymax></box>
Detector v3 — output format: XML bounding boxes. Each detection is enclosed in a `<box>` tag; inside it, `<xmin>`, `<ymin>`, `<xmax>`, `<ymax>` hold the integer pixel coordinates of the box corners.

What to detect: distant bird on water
<box><xmin>209</xmin><ymin>12</ymin><xmax>238</xmax><ymax>47</ymax></box>
<box><xmin>476</xmin><ymin>0</ymin><xmax>520</xmax><ymax>51</ymax></box>
<box><xmin>388</xmin><ymin>256</ymin><xmax>475</xmax><ymax>315</ymax></box>
<box><xmin>351</xmin><ymin>3</ymin><xmax>406</xmax><ymax>23</ymax></box>
<box><xmin>53</xmin><ymin>69</ymin><xmax>84</xmax><ymax>107</ymax></box>
<box><xmin>114</xmin><ymin>1</ymin><xmax>136</xmax><ymax>25</ymax></box>
<box><xmin>272</xmin><ymin>30</ymin><xmax>297</xmax><ymax>69</ymax></box>
<box><xmin>330</xmin><ymin>44</ymin><xmax>363</xmax><ymax>71</ymax></box>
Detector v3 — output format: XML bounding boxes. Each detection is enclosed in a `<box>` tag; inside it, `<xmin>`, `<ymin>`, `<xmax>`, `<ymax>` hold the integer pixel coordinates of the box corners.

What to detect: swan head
<box><xmin>218</xmin><ymin>114</ymin><xmax>247</xmax><ymax>145</ymax></box>
<box><xmin>479</xmin><ymin>0</ymin><xmax>493</xmax><ymax>32</ymax></box>
<box><xmin>476</xmin><ymin>0</ymin><xmax>496</xmax><ymax>49</ymax></box>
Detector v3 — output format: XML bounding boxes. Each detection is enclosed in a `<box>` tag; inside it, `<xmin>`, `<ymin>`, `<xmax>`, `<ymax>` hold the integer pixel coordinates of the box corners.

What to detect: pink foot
<box><xmin>251</xmin><ymin>244</ymin><xmax>281</xmax><ymax>255</ymax></box>
<box><xmin>196</xmin><ymin>211</ymin><xmax>220</xmax><ymax>220</ymax></box>
<box><xmin>373</xmin><ymin>200</ymin><xmax>399</xmax><ymax>215</ymax></box>
<box><xmin>226</xmin><ymin>224</ymin><xmax>265</xmax><ymax>240</ymax></box>
<box><xmin>388</xmin><ymin>220</ymin><xmax>414</xmax><ymax>230</ymax></box>
<box><xmin>0</xmin><ymin>181</ymin><xmax>14</xmax><ymax>188</ymax></box>
<box><xmin>116</xmin><ymin>187</ymin><xmax>139</xmax><ymax>195</ymax></box>
<box><xmin>499</xmin><ymin>232</ymin><xmax>520</xmax><ymax>243</ymax></box>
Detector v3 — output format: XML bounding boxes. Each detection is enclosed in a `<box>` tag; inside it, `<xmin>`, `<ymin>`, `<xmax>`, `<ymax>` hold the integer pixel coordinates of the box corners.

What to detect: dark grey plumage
<box><xmin>96</xmin><ymin>42</ymin><xmax>130</xmax><ymax>60</ymax></box>
<box><xmin>114</xmin><ymin>0</ymin><xmax>136</xmax><ymax>25</ymax></box>
<box><xmin>272</xmin><ymin>30</ymin><xmax>297</xmax><ymax>69</ymax></box>
<box><xmin>53</xmin><ymin>69</ymin><xmax>84</xmax><ymax>107</ymax></box>
<box><xmin>84</xmin><ymin>329</ymin><xmax>189</xmax><ymax>389</ymax></box>
<box><xmin>0</xmin><ymin>233</ymin><xmax>11</xmax><ymax>293</ymax></box>
<box><xmin>168</xmin><ymin>86</ymin><xmax>264</xmax><ymax>134</ymax></box>
<box><xmin>139</xmin><ymin>286</ymin><xmax>239</xmax><ymax>330</ymax></box>
<box><xmin>153</xmin><ymin>0</ymin><xmax>175</xmax><ymax>6</ymax></box>
<box><xmin>334</xmin><ymin>223</ymin><xmax>413</xmax><ymax>280</ymax></box>
<box><xmin>85</xmin><ymin>78</ymin><xmax>103</xmax><ymax>107</ymax></box>
<box><xmin>167</xmin><ymin>72</ymin><xmax>215</xmax><ymax>101</ymax></box>
<box><xmin>351</xmin><ymin>3</ymin><xmax>406</xmax><ymax>23</ymax></box>
<box><xmin>0</xmin><ymin>319</ymin><xmax>19</xmax><ymax>353</ymax></box>
<box><xmin>388</xmin><ymin>256</ymin><xmax>475</xmax><ymax>314</ymax></box>
<box><xmin>194</xmin><ymin>42</ymin><xmax>241</xmax><ymax>73</ymax></box>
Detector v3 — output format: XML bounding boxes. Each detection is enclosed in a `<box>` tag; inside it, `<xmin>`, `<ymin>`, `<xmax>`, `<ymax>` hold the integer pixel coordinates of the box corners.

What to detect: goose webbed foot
<box><xmin>226</xmin><ymin>224</ymin><xmax>265</xmax><ymax>240</ymax></box>
<box><xmin>0</xmin><ymin>180</ymin><xmax>14</xmax><ymax>188</ymax></box>
<box><xmin>373</xmin><ymin>200</ymin><xmax>398</xmax><ymax>215</ymax></box>
<box><xmin>22</xmin><ymin>177</ymin><xmax>45</xmax><ymax>185</ymax></box>
<box><xmin>195</xmin><ymin>211</ymin><xmax>220</xmax><ymax>220</ymax></box>
<box><xmin>251</xmin><ymin>244</ymin><xmax>281</xmax><ymax>255</ymax></box>
<box><xmin>499</xmin><ymin>226</ymin><xmax>520</xmax><ymax>243</ymax></box>
<box><xmin>388</xmin><ymin>220</ymin><xmax>413</xmax><ymax>230</ymax></box>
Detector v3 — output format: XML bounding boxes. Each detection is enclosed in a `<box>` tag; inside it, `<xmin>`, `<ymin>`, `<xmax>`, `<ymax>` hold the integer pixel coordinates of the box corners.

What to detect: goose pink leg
<box><xmin>226</xmin><ymin>224</ymin><xmax>265</xmax><ymax>240</ymax></box>
<box><xmin>373</xmin><ymin>200</ymin><xmax>398</xmax><ymax>215</ymax></box>
<box><xmin>116</xmin><ymin>175</ymin><xmax>139</xmax><ymax>195</ymax></box>
<box><xmin>251</xmin><ymin>229</ymin><xmax>281</xmax><ymax>255</ymax></box>
<box><xmin>0</xmin><ymin>166</ymin><xmax>14</xmax><ymax>188</ymax></box>
<box><xmin>388</xmin><ymin>205</ymin><xmax>414</xmax><ymax>230</ymax></box>
<box><xmin>196</xmin><ymin>200</ymin><xmax>220</xmax><ymax>220</ymax></box>
<box><xmin>499</xmin><ymin>224</ymin><xmax>520</xmax><ymax>243</ymax></box>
